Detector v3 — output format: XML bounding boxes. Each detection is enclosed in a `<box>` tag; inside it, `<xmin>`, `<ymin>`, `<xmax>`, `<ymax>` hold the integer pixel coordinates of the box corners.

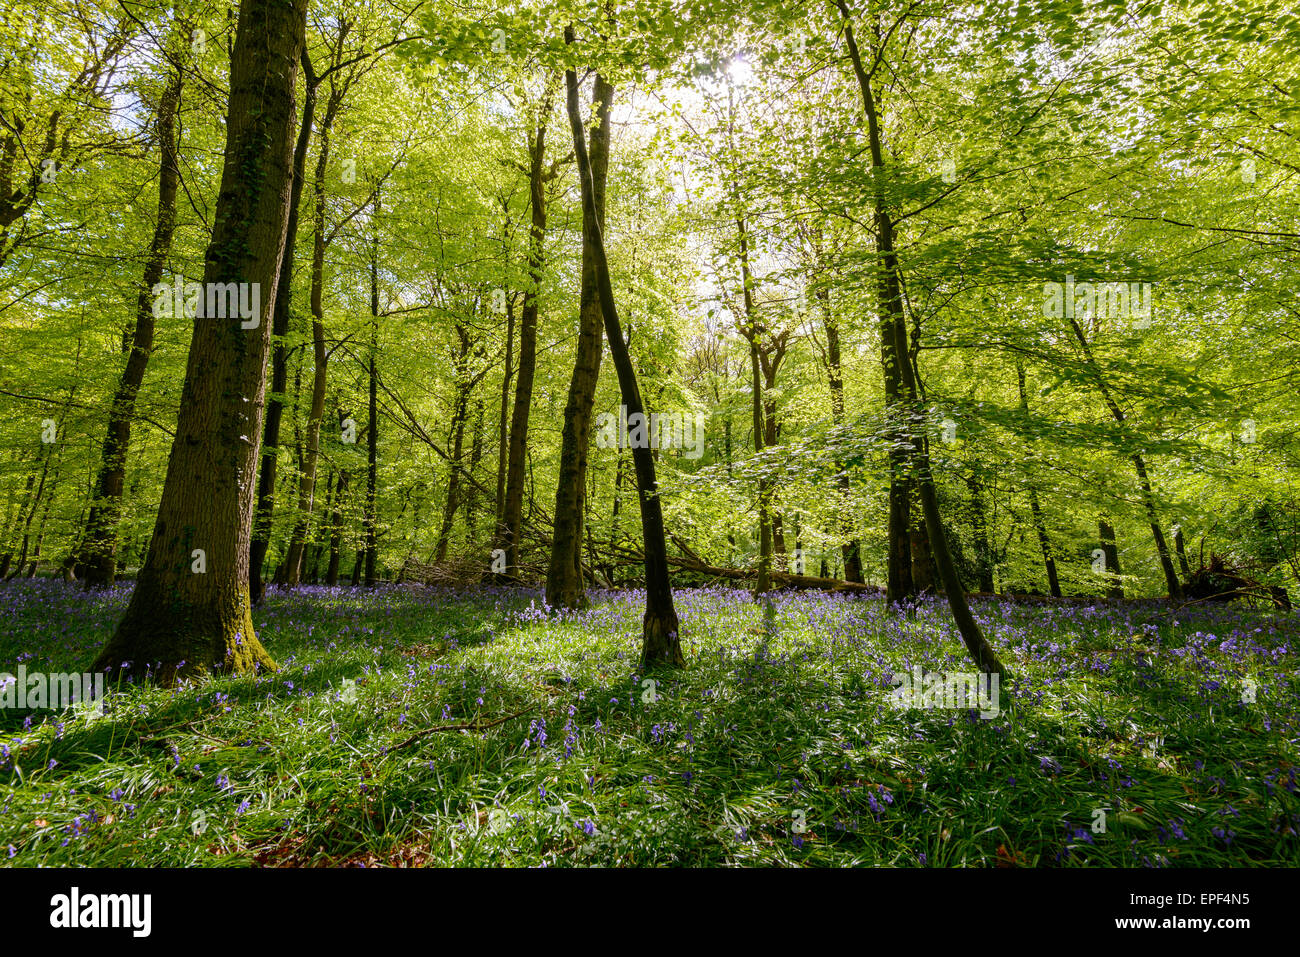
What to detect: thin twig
<box><xmin>386</xmin><ymin>708</ymin><xmax>531</xmax><ymax>752</ymax></box>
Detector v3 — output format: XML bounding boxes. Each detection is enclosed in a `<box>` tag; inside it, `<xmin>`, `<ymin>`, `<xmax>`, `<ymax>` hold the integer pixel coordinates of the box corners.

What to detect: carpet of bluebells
<box><xmin>0</xmin><ymin>577</ymin><xmax>1297</xmax><ymax>867</ymax></box>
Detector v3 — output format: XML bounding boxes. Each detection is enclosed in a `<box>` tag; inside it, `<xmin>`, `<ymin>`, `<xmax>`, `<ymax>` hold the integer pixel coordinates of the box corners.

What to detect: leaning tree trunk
<box><xmin>1066</xmin><ymin>316</ymin><xmax>1182</xmax><ymax>599</ymax></box>
<box><xmin>92</xmin><ymin>0</ymin><xmax>307</xmax><ymax>682</ymax></box>
<box><xmin>80</xmin><ymin>59</ymin><xmax>181</xmax><ymax>588</ymax></box>
<box><xmin>565</xmin><ymin>38</ymin><xmax>682</xmax><ymax>668</ymax></box>
<box><xmin>546</xmin><ymin>72</ymin><xmax>612</xmax><ymax>610</ymax></box>
<box><xmin>838</xmin><ymin>0</ymin><xmax>1005</xmax><ymax>675</ymax></box>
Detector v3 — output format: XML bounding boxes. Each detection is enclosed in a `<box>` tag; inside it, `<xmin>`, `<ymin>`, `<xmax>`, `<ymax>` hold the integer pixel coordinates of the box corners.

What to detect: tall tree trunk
<box><xmin>283</xmin><ymin>83</ymin><xmax>343</xmax><ymax>586</ymax></box>
<box><xmin>838</xmin><ymin>0</ymin><xmax>1004</xmax><ymax>675</ymax></box>
<box><xmin>565</xmin><ymin>38</ymin><xmax>682</xmax><ymax>668</ymax></box>
<box><xmin>816</xmin><ymin>281</ymin><xmax>863</xmax><ymax>582</ymax></box>
<box><xmin>326</xmin><ymin>404</ymin><xmax>350</xmax><ymax>588</ymax></box>
<box><xmin>92</xmin><ymin>0</ymin><xmax>308</xmax><ymax>681</ymax></box>
<box><xmin>546</xmin><ymin>73</ymin><xmax>612</xmax><ymax>609</ymax></box>
<box><xmin>1065</xmin><ymin>316</ymin><xmax>1182</xmax><ymax>598</ymax></box>
<box><xmin>737</xmin><ymin>213</ymin><xmax>772</xmax><ymax>596</ymax></box>
<box><xmin>80</xmin><ymin>60</ymin><xmax>181</xmax><ymax>588</ymax></box>
<box><xmin>364</xmin><ymin>248</ymin><xmax>379</xmax><ymax>587</ymax></box>
<box><xmin>435</xmin><ymin>324</ymin><xmax>474</xmax><ymax>562</ymax></box>
<box><xmin>495</xmin><ymin>285</ymin><xmax>515</xmax><ymax>538</ymax></box>
<box><xmin>251</xmin><ymin>49</ymin><xmax>318</xmax><ymax>603</ymax></box>
<box><xmin>497</xmin><ymin>87</ymin><xmax>555</xmax><ymax>579</ymax></box>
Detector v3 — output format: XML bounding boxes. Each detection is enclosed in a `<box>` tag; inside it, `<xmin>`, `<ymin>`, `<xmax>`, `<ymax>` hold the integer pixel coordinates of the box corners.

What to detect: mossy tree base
<box><xmin>93</xmin><ymin>582</ymin><xmax>277</xmax><ymax>685</ymax></box>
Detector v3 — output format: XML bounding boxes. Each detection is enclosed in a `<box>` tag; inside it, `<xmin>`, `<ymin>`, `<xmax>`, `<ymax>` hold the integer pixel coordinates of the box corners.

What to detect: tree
<box><xmin>92</xmin><ymin>0</ymin><xmax>310</xmax><ymax>682</ymax></box>
<box><xmin>565</xmin><ymin>27</ymin><xmax>682</xmax><ymax>669</ymax></box>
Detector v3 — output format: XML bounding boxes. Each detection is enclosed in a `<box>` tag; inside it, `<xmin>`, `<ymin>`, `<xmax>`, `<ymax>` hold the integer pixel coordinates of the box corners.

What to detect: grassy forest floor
<box><xmin>0</xmin><ymin>579</ymin><xmax>1297</xmax><ymax>867</ymax></box>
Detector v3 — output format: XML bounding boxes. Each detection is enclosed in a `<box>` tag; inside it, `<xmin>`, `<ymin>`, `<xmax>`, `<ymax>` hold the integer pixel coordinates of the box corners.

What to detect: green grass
<box><xmin>0</xmin><ymin>581</ymin><xmax>1296</xmax><ymax>866</ymax></box>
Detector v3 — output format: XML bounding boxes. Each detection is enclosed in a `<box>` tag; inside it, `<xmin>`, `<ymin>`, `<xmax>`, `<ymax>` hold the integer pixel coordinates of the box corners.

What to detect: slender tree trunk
<box><xmin>838</xmin><ymin>0</ymin><xmax>1004</xmax><ymax>675</ymax></box>
<box><xmin>565</xmin><ymin>38</ymin><xmax>682</xmax><ymax>668</ymax></box>
<box><xmin>817</xmin><ymin>281</ymin><xmax>863</xmax><ymax>582</ymax></box>
<box><xmin>435</xmin><ymin>325</ymin><xmax>474</xmax><ymax>562</ymax></box>
<box><xmin>497</xmin><ymin>88</ymin><xmax>555</xmax><ymax>579</ymax></box>
<box><xmin>364</xmin><ymin>252</ymin><xmax>379</xmax><ymax>587</ymax></box>
<box><xmin>737</xmin><ymin>213</ymin><xmax>772</xmax><ymax>597</ymax></box>
<box><xmin>547</xmin><ymin>73</ymin><xmax>612</xmax><ymax>609</ymax></box>
<box><xmin>495</xmin><ymin>290</ymin><xmax>515</xmax><ymax>537</ymax></box>
<box><xmin>92</xmin><ymin>0</ymin><xmax>308</xmax><ymax>681</ymax></box>
<box><xmin>1173</xmin><ymin>524</ymin><xmax>1191</xmax><ymax>579</ymax></box>
<box><xmin>967</xmin><ymin>475</ymin><xmax>996</xmax><ymax>592</ymax></box>
<box><xmin>80</xmin><ymin>61</ymin><xmax>181</xmax><ymax>588</ymax></box>
<box><xmin>1015</xmin><ymin>363</ymin><xmax>1061</xmax><ymax>597</ymax></box>
<box><xmin>283</xmin><ymin>85</ymin><xmax>341</xmax><ymax>586</ymax></box>
<box><xmin>1099</xmin><ymin>517</ymin><xmax>1124</xmax><ymax>598</ymax></box>
<box><xmin>251</xmin><ymin>50</ymin><xmax>318</xmax><ymax>603</ymax></box>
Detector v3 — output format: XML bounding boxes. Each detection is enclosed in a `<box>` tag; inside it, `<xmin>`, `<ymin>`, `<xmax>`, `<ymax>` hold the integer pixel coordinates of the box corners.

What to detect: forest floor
<box><xmin>0</xmin><ymin>579</ymin><xmax>1297</xmax><ymax>867</ymax></box>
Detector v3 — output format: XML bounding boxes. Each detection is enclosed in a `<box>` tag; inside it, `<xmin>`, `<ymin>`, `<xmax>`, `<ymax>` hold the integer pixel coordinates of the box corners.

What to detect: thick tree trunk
<box><xmin>546</xmin><ymin>73</ymin><xmax>612</xmax><ymax>610</ymax></box>
<box><xmin>92</xmin><ymin>0</ymin><xmax>307</xmax><ymax>682</ymax></box>
<box><xmin>250</xmin><ymin>51</ymin><xmax>317</xmax><ymax>604</ymax></box>
<box><xmin>80</xmin><ymin>63</ymin><xmax>181</xmax><ymax>589</ymax></box>
<box><xmin>565</xmin><ymin>40</ymin><xmax>682</xmax><ymax>668</ymax></box>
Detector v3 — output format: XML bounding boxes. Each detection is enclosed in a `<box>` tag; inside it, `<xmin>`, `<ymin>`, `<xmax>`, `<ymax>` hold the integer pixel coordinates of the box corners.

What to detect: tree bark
<box><xmin>93</xmin><ymin>0</ymin><xmax>307</xmax><ymax>682</ymax></box>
